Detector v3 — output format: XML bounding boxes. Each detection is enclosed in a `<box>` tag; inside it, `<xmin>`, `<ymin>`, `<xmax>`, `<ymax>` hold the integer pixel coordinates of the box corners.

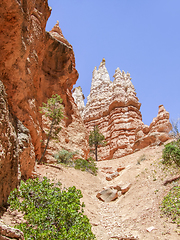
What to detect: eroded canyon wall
<box><xmin>0</xmin><ymin>0</ymin><xmax>89</xmax><ymax>206</ymax></box>
<box><xmin>79</xmin><ymin>59</ymin><xmax>172</xmax><ymax>160</ymax></box>
<box><xmin>0</xmin><ymin>81</ymin><xmax>19</xmax><ymax>207</ymax></box>
<box><xmin>0</xmin><ymin>81</ymin><xmax>35</xmax><ymax>206</ymax></box>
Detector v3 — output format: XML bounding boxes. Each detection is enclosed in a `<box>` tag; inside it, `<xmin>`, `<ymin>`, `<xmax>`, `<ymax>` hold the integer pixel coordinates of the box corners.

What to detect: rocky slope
<box><xmin>0</xmin><ymin>0</ymin><xmax>89</xmax><ymax>207</ymax></box>
<box><xmin>77</xmin><ymin>59</ymin><xmax>172</xmax><ymax>160</ymax></box>
<box><xmin>2</xmin><ymin>144</ymin><xmax>179</xmax><ymax>240</ymax></box>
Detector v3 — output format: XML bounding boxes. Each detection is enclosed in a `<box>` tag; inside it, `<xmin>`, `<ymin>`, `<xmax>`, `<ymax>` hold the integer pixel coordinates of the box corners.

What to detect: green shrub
<box><xmin>89</xmin><ymin>125</ymin><xmax>106</xmax><ymax>161</ymax></box>
<box><xmin>161</xmin><ymin>186</ymin><xmax>180</xmax><ymax>225</ymax></box>
<box><xmin>162</xmin><ymin>140</ymin><xmax>180</xmax><ymax>167</ymax></box>
<box><xmin>53</xmin><ymin>149</ymin><xmax>78</xmax><ymax>165</ymax></box>
<box><xmin>8</xmin><ymin>177</ymin><xmax>96</xmax><ymax>240</ymax></box>
<box><xmin>74</xmin><ymin>157</ymin><xmax>98</xmax><ymax>175</ymax></box>
<box><xmin>39</xmin><ymin>94</ymin><xmax>64</xmax><ymax>163</ymax></box>
<box><xmin>54</xmin><ymin>150</ymin><xmax>98</xmax><ymax>175</ymax></box>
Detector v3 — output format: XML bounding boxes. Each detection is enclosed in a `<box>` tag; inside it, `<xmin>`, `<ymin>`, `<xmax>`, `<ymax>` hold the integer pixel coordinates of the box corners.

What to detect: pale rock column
<box><xmin>72</xmin><ymin>86</ymin><xmax>85</xmax><ymax>117</ymax></box>
<box><xmin>83</xmin><ymin>59</ymin><xmax>143</xmax><ymax>160</ymax></box>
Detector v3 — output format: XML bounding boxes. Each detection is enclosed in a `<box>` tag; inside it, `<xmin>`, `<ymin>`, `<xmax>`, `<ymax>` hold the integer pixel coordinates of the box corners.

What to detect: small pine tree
<box><xmin>39</xmin><ymin>94</ymin><xmax>64</xmax><ymax>163</ymax></box>
<box><xmin>89</xmin><ymin>125</ymin><xmax>106</xmax><ymax>161</ymax></box>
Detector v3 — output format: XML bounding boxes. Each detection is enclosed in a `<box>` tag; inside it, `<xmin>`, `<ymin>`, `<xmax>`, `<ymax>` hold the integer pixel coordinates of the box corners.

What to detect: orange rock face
<box><xmin>0</xmin><ymin>0</ymin><xmax>89</xmax><ymax>205</ymax></box>
<box><xmin>133</xmin><ymin>105</ymin><xmax>172</xmax><ymax>151</ymax></box>
<box><xmin>0</xmin><ymin>81</ymin><xmax>19</xmax><ymax>207</ymax></box>
<box><xmin>80</xmin><ymin>59</ymin><xmax>172</xmax><ymax>160</ymax></box>
<box><xmin>0</xmin><ymin>81</ymin><xmax>35</xmax><ymax>206</ymax></box>
<box><xmin>0</xmin><ymin>0</ymin><xmax>89</xmax><ymax>160</ymax></box>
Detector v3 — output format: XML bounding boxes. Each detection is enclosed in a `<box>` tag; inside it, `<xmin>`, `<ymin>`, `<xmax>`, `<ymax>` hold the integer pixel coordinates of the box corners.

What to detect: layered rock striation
<box><xmin>0</xmin><ymin>0</ymin><xmax>89</xmax><ymax>160</ymax></box>
<box><xmin>41</xmin><ymin>22</ymin><xmax>89</xmax><ymax>161</ymax></box>
<box><xmin>72</xmin><ymin>86</ymin><xmax>85</xmax><ymax>117</ymax></box>
<box><xmin>81</xmin><ymin>59</ymin><xmax>172</xmax><ymax>160</ymax></box>
<box><xmin>133</xmin><ymin>105</ymin><xmax>172</xmax><ymax>151</ymax></box>
<box><xmin>0</xmin><ymin>0</ymin><xmax>89</xmax><ymax>205</ymax></box>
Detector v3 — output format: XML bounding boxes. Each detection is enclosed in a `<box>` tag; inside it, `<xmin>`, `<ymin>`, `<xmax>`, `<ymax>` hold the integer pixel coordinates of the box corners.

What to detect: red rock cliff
<box><xmin>0</xmin><ymin>0</ymin><xmax>89</xmax><ymax>205</ymax></box>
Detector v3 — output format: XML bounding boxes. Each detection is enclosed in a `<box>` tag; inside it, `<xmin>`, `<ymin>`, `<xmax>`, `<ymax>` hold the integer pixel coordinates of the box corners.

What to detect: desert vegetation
<box><xmin>162</xmin><ymin>140</ymin><xmax>180</xmax><ymax>167</ymax></box>
<box><xmin>39</xmin><ymin>94</ymin><xmax>64</xmax><ymax>163</ymax></box>
<box><xmin>161</xmin><ymin>185</ymin><xmax>180</xmax><ymax>226</ymax></box>
<box><xmin>54</xmin><ymin>149</ymin><xmax>98</xmax><ymax>175</ymax></box>
<box><xmin>89</xmin><ymin>125</ymin><xmax>106</xmax><ymax>161</ymax></box>
<box><xmin>160</xmin><ymin>135</ymin><xmax>180</xmax><ymax>228</ymax></box>
<box><xmin>6</xmin><ymin>94</ymin><xmax>98</xmax><ymax>239</ymax></box>
<box><xmin>8</xmin><ymin>177</ymin><xmax>96</xmax><ymax>239</ymax></box>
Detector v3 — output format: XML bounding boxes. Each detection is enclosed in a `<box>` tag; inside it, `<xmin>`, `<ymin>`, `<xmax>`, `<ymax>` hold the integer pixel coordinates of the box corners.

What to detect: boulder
<box><xmin>113</xmin><ymin>183</ymin><xmax>131</xmax><ymax>194</ymax></box>
<box><xmin>0</xmin><ymin>221</ymin><xmax>24</xmax><ymax>240</ymax></box>
<box><xmin>121</xmin><ymin>183</ymin><xmax>131</xmax><ymax>194</ymax></box>
<box><xmin>113</xmin><ymin>185</ymin><xmax>122</xmax><ymax>191</ymax></box>
<box><xmin>106</xmin><ymin>171</ymin><xmax>119</xmax><ymax>181</ymax></box>
<box><xmin>96</xmin><ymin>188</ymin><xmax>118</xmax><ymax>202</ymax></box>
<box><xmin>116</xmin><ymin>166</ymin><xmax>125</xmax><ymax>172</ymax></box>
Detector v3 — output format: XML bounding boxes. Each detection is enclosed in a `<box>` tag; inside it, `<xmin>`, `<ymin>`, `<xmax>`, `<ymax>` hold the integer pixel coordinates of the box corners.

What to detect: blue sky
<box><xmin>46</xmin><ymin>0</ymin><xmax>180</xmax><ymax>126</ymax></box>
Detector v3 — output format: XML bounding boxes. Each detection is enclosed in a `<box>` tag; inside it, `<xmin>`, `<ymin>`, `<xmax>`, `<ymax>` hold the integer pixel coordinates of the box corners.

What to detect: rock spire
<box><xmin>72</xmin><ymin>86</ymin><xmax>85</xmax><ymax>117</ymax></box>
<box><xmin>79</xmin><ymin>59</ymin><xmax>172</xmax><ymax>160</ymax></box>
<box><xmin>49</xmin><ymin>20</ymin><xmax>72</xmax><ymax>47</ymax></box>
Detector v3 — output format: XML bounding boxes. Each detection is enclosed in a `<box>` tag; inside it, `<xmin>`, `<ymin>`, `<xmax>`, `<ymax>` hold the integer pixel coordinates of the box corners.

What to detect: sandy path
<box><xmin>1</xmin><ymin>144</ymin><xmax>180</xmax><ymax>239</ymax></box>
<box><xmin>35</xmin><ymin>144</ymin><xmax>180</xmax><ymax>239</ymax></box>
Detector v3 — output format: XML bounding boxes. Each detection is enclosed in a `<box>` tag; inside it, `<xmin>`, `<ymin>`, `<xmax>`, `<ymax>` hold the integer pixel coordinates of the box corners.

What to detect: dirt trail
<box><xmin>1</xmin><ymin>144</ymin><xmax>180</xmax><ymax>239</ymax></box>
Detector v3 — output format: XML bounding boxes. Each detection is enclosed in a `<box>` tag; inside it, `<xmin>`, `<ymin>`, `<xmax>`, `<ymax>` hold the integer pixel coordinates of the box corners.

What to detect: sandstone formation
<box><xmin>133</xmin><ymin>105</ymin><xmax>172</xmax><ymax>151</ymax></box>
<box><xmin>79</xmin><ymin>59</ymin><xmax>172</xmax><ymax>160</ymax></box>
<box><xmin>72</xmin><ymin>86</ymin><xmax>85</xmax><ymax>117</ymax></box>
<box><xmin>106</xmin><ymin>172</ymin><xmax>119</xmax><ymax>181</ymax></box>
<box><xmin>49</xmin><ymin>21</ymin><xmax>71</xmax><ymax>47</ymax></box>
<box><xmin>96</xmin><ymin>182</ymin><xmax>131</xmax><ymax>202</ymax></box>
<box><xmin>0</xmin><ymin>81</ymin><xmax>19</xmax><ymax>207</ymax></box>
<box><xmin>120</xmin><ymin>183</ymin><xmax>131</xmax><ymax>194</ymax></box>
<box><xmin>0</xmin><ymin>221</ymin><xmax>24</xmax><ymax>240</ymax></box>
<box><xmin>0</xmin><ymin>0</ymin><xmax>89</xmax><ymax>206</ymax></box>
<box><xmin>96</xmin><ymin>188</ymin><xmax>118</xmax><ymax>202</ymax></box>
<box><xmin>83</xmin><ymin>59</ymin><xmax>144</xmax><ymax>160</ymax></box>
<box><xmin>0</xmin><ymin>81</ymin><xmax>34</xmax><ymax>207</ymax></box>
<box><xmin>0</xmin><ymin>0</ymin><xmax>89</xmax><ymax>159</ymax></box>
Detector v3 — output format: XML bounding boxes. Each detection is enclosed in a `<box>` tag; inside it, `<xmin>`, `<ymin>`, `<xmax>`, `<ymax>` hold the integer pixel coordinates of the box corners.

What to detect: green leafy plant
<box><xmin>89</xmin><ymin>125</ymin><xmax>106</xmax><ymax>161</ymax></box>
<box><xmin>161</xmin><ymin>186</ymin><xmax>180</xmax><ymax>225</ymax></box>
<box><xmin>39</xmin><ymin>94</ymin><xmax>64</xmax><ymax>163</ymax></box>
<box><xmin>8</xmin><ymin>177</ymin><xmax>96</xmax><ymax>240</ymax></box>
<box><xmin>53</xmin><ymin>149</ymin><xmax>78</xmax><ymax>165</ymax></box>
<box><xmin>74</xmin><ymin>157</ymin><xmax>98</xmax><ymax>175</ymax></box>
<box><xmin>162</xmin><ymin>140</ymin><xmax>180</xmax><ymax>167</ymax></box>
<box><xmin>54</xmin><ymin>150</ymin><xmax>98</xmax><ymax>175</ymax></box>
